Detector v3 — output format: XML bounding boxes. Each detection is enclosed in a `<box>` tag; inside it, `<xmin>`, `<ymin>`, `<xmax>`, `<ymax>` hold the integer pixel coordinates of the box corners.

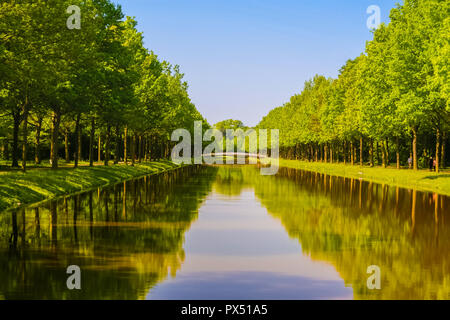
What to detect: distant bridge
<box><xmin>201</xmin><ymin>152</ymin><xmax>268</xmax><ymax>159</ymax></box>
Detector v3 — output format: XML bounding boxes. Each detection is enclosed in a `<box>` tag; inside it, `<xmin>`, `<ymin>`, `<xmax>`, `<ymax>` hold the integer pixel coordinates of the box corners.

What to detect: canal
<box><xmin>0</xmin><ymin>165</ymin><xmax>449</xmax><ymax>299</ymax></box>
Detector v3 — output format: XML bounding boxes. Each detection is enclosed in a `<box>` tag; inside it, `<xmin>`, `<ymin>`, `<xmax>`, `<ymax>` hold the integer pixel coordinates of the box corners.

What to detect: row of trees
<box><xmin>0</xmin><ymin>0</ymin><xmax>206</xmax><ymax>171</ymax></box>
<box><xmin>257</xmin><ymin>0</ymin><xmax>449</xmax><ymax>171</ymax></box>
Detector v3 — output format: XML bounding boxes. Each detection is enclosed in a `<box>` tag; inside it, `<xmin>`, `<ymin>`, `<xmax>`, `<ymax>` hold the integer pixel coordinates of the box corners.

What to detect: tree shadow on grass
<box><xmin>0</xmin><ymin>185</ymin><xmax>47</xmax><ymax>212</ymax></box>
<box><xmin>421</xmin><ymin>174</ymin><xmax>450</xmax><ymax>180</ymax></box>
<box><xmin>0</xmin><ymin>161</ymin><xmax>181</xmax><ymax>212</ymax></box>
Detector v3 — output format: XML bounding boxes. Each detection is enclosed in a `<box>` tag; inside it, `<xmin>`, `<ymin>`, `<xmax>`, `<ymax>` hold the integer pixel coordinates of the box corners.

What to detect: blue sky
<box><xmin>115</xmin><ymin>0</ymin><xmax>399</xmax><ymax>127</ymax></box>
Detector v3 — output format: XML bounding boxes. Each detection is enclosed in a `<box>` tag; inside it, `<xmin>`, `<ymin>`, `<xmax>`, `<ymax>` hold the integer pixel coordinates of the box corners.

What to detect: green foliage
<box><xmin>257</xmin><ymin>0</ymin><xmax>449</xmax><ymax>168</ymax></box>
<box><xmin>214</xmin><ymin>119</ymin><xmax>245</xmax><ymax>133</ymax></box>
<box><xmin>0</xmin><ymin>0</ymin><xmax>206</xmax><ymax>168</ymax></box>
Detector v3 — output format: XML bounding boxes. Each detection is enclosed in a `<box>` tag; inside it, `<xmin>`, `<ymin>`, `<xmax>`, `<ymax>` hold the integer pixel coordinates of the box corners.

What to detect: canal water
<box><xmin>0</xmin><ymin>165</ymin><xmax>449</xmax><ymax>299</ymax></box>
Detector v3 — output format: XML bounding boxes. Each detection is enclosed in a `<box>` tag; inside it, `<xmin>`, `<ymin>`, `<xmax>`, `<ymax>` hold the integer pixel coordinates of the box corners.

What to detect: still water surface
<box><xmin>0</xmin><ymin>165</ymin><xmax>449</xmax><ymax>299</ymax></box>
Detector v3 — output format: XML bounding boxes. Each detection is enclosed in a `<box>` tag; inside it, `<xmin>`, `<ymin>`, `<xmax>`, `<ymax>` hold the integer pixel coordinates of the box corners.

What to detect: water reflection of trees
<box><xmin>0</xmin><ymin>166</ymin><xmax>217</xmax><ymax>299</ymax></box>
<box><xmin>225</xmin><ymin>166</ymin><xmax>450</xmax><ymax>299</ymax></box>
<box><xmin>213</xmin><ymin>166</ymin><xmax>249</xmax><ymax>196</ymax></box>
<box><xmin>1</xmin><ymin>165</ymin><xmax>448</xmax><ymax>299</ymax></box>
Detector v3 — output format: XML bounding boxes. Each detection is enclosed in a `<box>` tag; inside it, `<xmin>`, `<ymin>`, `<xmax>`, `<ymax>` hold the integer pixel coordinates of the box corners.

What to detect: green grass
<box><xmin>0</xmin><ymin>160</ymin><xmax>185</xmax><ymax>212</ymax></box>
<box><xmin>278</xmin><ymin>159</ymin><xmax>450</xmax><ymax>196</ymax></box>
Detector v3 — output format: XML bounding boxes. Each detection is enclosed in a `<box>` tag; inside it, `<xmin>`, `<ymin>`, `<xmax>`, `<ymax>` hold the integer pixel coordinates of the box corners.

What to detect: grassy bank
<box><xmin>0</xmin><ymin>161</ymin><xmax>184</xmax><ymax>212</ymax></box>
<box><xmin>278</xmin><ymin>159</ymin><xmax>450</xmax><ymax>196</ymax></box>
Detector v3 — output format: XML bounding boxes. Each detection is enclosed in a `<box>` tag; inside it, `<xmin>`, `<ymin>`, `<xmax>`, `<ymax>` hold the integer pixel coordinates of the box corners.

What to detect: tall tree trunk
<box><xmin>89</xmin><ymin>118</ymin><xmax>95</xmax><ymax>167</ymax></box>
<box><xmin>359</xmin><ymin>137</ymin><xmax>363</xmax><ymax>166</ymax></box>
<box><xmin>381</xmin><ymin>140</ymin><xmax>387</xmax><ymax>168</ymax></box>
<box><xmin>412</xmin><ymin>127</ymin><xmax>418</xmax><ymax>171</ymax></box>
<box><xmin>138</xmin><ymin>135</ymin><xmax>143</xmax><ymax>163</ymax></box>
<box><xmin>409</xmin><ymin>138</ymin><xmax>413</xmax><ymax>169</ymax></box>
<box><xmin>396</xmin><ymin>136</ymin><xmax>400</xmax><ymax>169</ymax></box>
<box><xmin>144</xmin><ymin>137</ymin><xmax>148</xmax><ymax>162</ymax></box>
<box><xmin>35</xmin><ymin>116</ymin><xmax>42</xmax><ymax>164</ymax></box>
<box><xmin>165</xmin><ymin>142</ymin><xmax>169</xmax><ymax>159</ymax></box>
<box><xmin>104</xmin><ymin>124</ymin><xmax>111</xmax><ymax>166</ymax></box>
<box><xmin>147</xmin><ymin>136</ymin><xmax>151</xmax><ymax>161</ymax></box>
<box><xmin>11</xmin><ymin>112</ymin><xmax>21</xmax><ymax>168</ymax></box>
<box><xmin>343</xmin><ymin>141</ymin><xmax>346</xmax><ymax>165</ymax></box>
<box><xmin>21</xmin><ymin>103</ymin><xmax>29</xmax><ymax>172</ymax></box>
<box><xmin>319</xmin><ymin>144</ymin><xmax>323</xmax><ymax>162</ymax></box>
<box><xmin>98</xmin><ymin>134</ymin><xmax>101</xmax><ymax>162</ymax></box>
<box><xmin>65</xmin><ymin>129</ymin><xmax>70</xmax><ymax>163</ymax></box>
<box><xmin>376</xmin><ymin>141</ymin><xmax>381</xmax><ymax>166</ymax></box>
<box><xmin>435</xmin><ymin>128</ymin><xmax>440</xmax><ymax>173</ymax></box>
<box><xmin>77</xmin><ymin>121</ymin><xmax>82</xmax><ymax>163</ymax></box>
<box><xmin>441</xmin><ymin>131</ymin><xmax>446</xmax><ymax>169</ymax></box>
<box><xmin>330</xmin><ymin>143</ymin><xmax>333</xmax><ymax>163</ymax></box>
<box><xmin>124</xmin><ymin>126</ymin><xmax>128</xmax><ymax>165</ymax></box>
<box><xmin>350</xmin><ymin>141</ymin><xmax>354</xmax><ymax>165</ymax></box>
<box><xmin>74</xmin><ymin>113</ymin><xmax>80</xmax><ymax>168</ymax></box>
<box><xmin>149</xmin><ymin>135</ymin><xmax>153</xmax><ymax>161</ymax></box>
<box><xmin>370</xmin><ymin>138</ymin><xmax>374</xmax><ymax>167</ymax></box>
<box><xmin>385</xmin><ymin>139</ymin><xmax>390</xmax><ymax>167</ymax></box>
<box><xmin>114</xmin><ymin>125</ymin><xmax>120</xmax><ymax>164</ymax></box>
<box><xmin>131</xmin><ymin>134</ymin><xmax>136</xmax><ymax>166</ymax></box>
<box><xmin>50</xmin><ymin>109</ymin><xmax>61</xmax><ymax>169</ymax></box>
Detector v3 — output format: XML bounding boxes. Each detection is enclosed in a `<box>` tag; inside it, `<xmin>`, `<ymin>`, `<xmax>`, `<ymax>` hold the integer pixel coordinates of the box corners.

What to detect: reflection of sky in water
<box><xmin>147</xmin><ymin>191</ymin><xmax>351</xmax><ymax>300</ymax></box>
<box><xmin>147</xmin><ymin>271</ymin><xmax>352</xmax><ymax>300</ymax></box>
